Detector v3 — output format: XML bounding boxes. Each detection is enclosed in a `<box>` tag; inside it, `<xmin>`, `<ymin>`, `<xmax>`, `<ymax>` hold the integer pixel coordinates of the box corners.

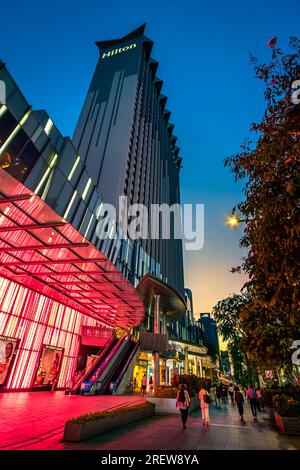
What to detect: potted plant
<box><xmin>273</xmin><ymin>394</ymin><xmax>300</xmax><ymax>435</ymax></box>
<box><xmin>261</xmin><ymin>388</ymin><xmax>280</xmax><ymax>421</ymax></box>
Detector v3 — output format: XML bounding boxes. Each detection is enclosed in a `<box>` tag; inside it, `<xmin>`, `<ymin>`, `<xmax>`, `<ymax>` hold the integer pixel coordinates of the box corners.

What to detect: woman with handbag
<box><xmin>176</xmin><ymin>383</ymin><xmax>191</xmax><ymax>429</ymax></box>
<box><xmin>199</xmin><ymin>384</ymin><xmax>210</xmax><ymax>426</ymax></box>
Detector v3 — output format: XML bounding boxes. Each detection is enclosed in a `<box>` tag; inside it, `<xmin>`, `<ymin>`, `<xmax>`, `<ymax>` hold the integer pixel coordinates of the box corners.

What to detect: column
<box><xmin>153</xmin><ymin>294</ymin><xmax>160</xmax><ymax>390</ymax></box>
<box><xmin>173</xmin><ymin>360</ymin><xmax>177</xmax><ymax>378</ymax></box>
<box><xmin>153</xmin><ymin>352</ymin><xmax>160</xmax><ymax>389</ymax></box>
<box><xmin>154</xmin><ymin>294</ymin><xmax>160</xmax><ymax>334</ymax></box>
<box><xmin>199</xmin><ymin>358</ymin><xmax>203</xmax><ymax>378</ymax></box>
<box><xmin>161</xmin><ymin>359</ymin><xmax>167</xmax><ymax>385</ymax></box>
<box><xmin>161</xmin><ymin>312</ymin><xmax>167</xmax><ymax>335</ymax></box>
<box><xmin>184</xmin><ymin>347</ymin><xmax>189</xmax><ymax>374</ymax></box>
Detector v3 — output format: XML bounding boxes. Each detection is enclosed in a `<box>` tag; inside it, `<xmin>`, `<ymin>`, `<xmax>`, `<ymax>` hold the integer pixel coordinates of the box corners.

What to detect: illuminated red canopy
<box><xmin>0</xmin><ymin>169</ymin><xmax>144</xmax><ymax>329</ymax></box>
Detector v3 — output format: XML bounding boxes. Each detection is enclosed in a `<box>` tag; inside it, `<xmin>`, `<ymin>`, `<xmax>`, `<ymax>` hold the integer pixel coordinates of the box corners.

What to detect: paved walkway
<box><xmin>2</xmin><ymin>393</ymin><xmax>299</xmax><ymax>450</ymax></box>
<box><xmin>49</xmin><ymin>401</ymin><xmax>300</xmax><ymax>451</ymax></box>
<box><xmin>0</xmin><ymin>391</ymin><xmax>143</xmax><ymax>450</ymax></box>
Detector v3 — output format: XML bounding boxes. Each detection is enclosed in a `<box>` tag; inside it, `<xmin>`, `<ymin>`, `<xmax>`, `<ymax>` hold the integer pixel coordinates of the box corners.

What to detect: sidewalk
<box><xmin>0</xmin><ymin>391</ymin><xmax>144</xmax><ymax>450</ymax></box>
<box><xmin>13</xmin><ymin>398</ymin><xmax>300</xmax><ymax>450</ymax></box>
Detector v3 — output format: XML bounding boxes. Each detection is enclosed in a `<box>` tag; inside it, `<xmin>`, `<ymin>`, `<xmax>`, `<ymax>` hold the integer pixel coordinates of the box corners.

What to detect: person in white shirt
<box><xmin>199</xmin><ymin>385</ymin><xmax>210</xmax><ymax>426</ymax></box>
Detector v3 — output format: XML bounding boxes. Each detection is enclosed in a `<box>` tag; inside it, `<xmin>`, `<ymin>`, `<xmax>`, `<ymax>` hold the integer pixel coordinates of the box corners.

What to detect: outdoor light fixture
<box><xmin>226</xmin><ymin>215</ymin><xmax>240</xmax><ymax>227</ymax></box>
<box><xmin>226</xmin><ymin>214</ymin><xmax>247</xmax><ymax>228</ymax></box>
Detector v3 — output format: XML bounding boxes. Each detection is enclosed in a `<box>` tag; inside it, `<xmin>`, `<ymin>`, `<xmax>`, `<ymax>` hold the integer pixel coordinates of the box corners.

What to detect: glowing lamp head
<box><xmin>227</xmin><ymin>215</ymin><xmax>239</xmax><ymax>228</ymax></box>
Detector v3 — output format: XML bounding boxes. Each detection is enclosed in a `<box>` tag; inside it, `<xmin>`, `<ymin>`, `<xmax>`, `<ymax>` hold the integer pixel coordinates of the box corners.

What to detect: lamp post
<box><xmin>226</xmin><ymin>214</ymin><xmax>247</xmax><ymax>228</ymax></box>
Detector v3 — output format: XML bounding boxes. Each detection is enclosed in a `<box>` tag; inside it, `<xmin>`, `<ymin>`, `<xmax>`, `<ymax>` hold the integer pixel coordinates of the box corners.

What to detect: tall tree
<box><xmin>225</xmin><ymin>37</ymin><xmax>300</xmax><ymax>367</ymax></box>
<box><xmin>213</xmin><ymin>293</ymin><xmax>251</xmax><ymax>384</ymax></box>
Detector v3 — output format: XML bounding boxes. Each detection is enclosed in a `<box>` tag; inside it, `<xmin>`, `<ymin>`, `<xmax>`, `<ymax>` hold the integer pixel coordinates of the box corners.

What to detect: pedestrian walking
<box><xmin>228</xmin><ymin>383</ymin><xmax>235</xmax><ymax>404</ymax></box>
<box><xmin>256</xmin><ymin>388</ymin><xmax>262</xmax><ymax>411</ymax></box>
<box><xmin>235</xmin><ymin>386</ymin><xmax>246</xmax><ymax>423</ymax></box>
<box><xmin>149</xmin><ymin>375</ymin><xmax>154</xmax><ymax>397</ymax></box>
<box><xmin>199</xmin><ymin>385</ymin><xmax>210</xmax><ymax>426</ymax></box>
<box><xmin>246</xmin><ymin>384</ymin><xmax>257</xmax><ymax>420</ymax></box>
<box><xmin>209</xmin><ymin>386</ymin><xmax>215</xmax><ymax>404</ymax></box>
<box><xmin>224</xmin><ymin>385</ymin><xmax>229</xmax><ymax>402</ymax></box>
<box><xmin>211</xmin><ymin>384</ymin><xmax>219</xmax><ymax>407</ymax></box>
<box><xmin>176</xmin><ymin>384</ymin><xmax>191</xmax><ymax>429</ymax></box>
<box><xmin>221</xmin><ymin>384</ymin><xmax>227</xmax><ymax>405</ymax></box>
<box><xmin>141</xmin><ymin>373</ymin><xmax>147</xmax><ymax>397</ymax></box>
<box><xmin>216</xmin><ymin>385</ymin><xmax>222</xmax><ymax>407</ymax></box>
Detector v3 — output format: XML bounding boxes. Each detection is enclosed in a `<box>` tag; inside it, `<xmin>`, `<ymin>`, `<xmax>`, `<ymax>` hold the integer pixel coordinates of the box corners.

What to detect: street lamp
<box><xmin>226</xmin><ymin>214</ymin><xmax>247</xmax><ymax>228</ymax></box>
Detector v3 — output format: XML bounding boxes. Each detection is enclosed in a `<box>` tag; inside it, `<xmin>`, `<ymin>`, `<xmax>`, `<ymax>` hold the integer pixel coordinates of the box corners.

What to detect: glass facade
<box><xmin>0</xmin><ymin>53</ymin><xmax>144</xmax><ymax>390</ymax></box>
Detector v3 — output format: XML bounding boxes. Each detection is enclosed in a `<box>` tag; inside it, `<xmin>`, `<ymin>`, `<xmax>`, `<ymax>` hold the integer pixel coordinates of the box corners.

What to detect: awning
<box><xmin>137</xmin><ymin>273</ymin><xmax>186</xmax><ymax>320</ymax></box>
<box><xmin>0</xmin><ymin>168</ymin><xmax>144</xmax><ymax>329</ymax></box>
<box><xmin>199</xmin><ymin>356</ymin><xmax>218</xmax><ymax>369</ymax></box>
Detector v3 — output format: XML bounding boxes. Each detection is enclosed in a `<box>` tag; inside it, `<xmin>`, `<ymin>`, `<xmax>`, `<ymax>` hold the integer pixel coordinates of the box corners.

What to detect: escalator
<box><xmin>99</xmin><ymin>337</ymin><xmax>139</xmax><ymax>394</ymax></box>
<box><xmin>78</xmin><ymin>333</ymin><xmax>132</xmax><ymax>395</ymax></box>
<box><xmin>68</xmin><ymin>334</ymin><xmax>118</xmax><ymax>394</ymax></box>
<box><xmin>112</xmin><ymin>341</ymin><xmax>140</xmax><ymax>395</ymax></box>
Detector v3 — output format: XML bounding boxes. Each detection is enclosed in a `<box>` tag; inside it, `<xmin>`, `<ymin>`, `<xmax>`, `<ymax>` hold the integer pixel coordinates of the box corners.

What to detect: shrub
<box><xmin>261</xmin><ymin>388</ymin><xmax>280</xmax><ymax>407</ymax></box>
<box><xmin>261</xmin><ymin>387</ymin><xmax>300</xmax><ymax>407</ymax></box>
<box><xmin>68</xmin><ymin>402</ymin><xmax>153</xmax><ymax>424</ymax></box>
<box><xmin>171</xmin><ymin>374</ymin><xmax>212</xmax><ymax>397</ymax></box>
<box><xmin>273</xmin><ymin>394</ymin><xmax>300</xmax><ymax>417</ymax></box>
<box><xmin>154</xmin><ymin>386</ymin><xmax>178</xmax><ymax>398</ymax></box>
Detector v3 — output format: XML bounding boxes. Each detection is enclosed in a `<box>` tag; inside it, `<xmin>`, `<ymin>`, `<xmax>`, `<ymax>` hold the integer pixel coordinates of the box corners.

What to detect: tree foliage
<box><xmin>213</xmin><ymin>293</ymin><xmax>250</xmax><ymax>383</ymax></box>
<box><xmin>225</xmin><ymin>37</ymin><xmax>300</xmax><ymax>366</ymax></box>
<box><xmin>213</xmin><ymin>293</ymin><xmax>249</xmax><ymax>344</ymax></box>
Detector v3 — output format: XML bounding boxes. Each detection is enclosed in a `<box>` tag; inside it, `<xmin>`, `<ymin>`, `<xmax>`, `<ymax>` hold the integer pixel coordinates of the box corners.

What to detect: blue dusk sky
<box><xmin>1</xmin><ymin>0</ymin><xmax>299</xmax><ymax>316</ymax></box>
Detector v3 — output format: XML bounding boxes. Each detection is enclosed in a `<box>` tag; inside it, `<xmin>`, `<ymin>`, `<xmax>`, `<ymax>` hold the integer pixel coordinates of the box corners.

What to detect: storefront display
<box><xmin>0</xmin><ymin>335</ymin><xmax>18</xmax><ymax>386</ymax></box>
<box><xmin>34</xmin><ymin>346</ymin><xmax>64</xmax><ymax>388</ymax></box>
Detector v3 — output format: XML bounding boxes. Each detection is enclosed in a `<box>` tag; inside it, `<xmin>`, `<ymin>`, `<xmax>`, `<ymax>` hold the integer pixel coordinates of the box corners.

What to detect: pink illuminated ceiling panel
<box><xmin>0</xmin><ymin>204</ymin><xmax>36</xmax><ymax>226</ymax></box>
<box><xmin>0</xmin><ymin>168</ymin><xmax>144</xmax><ymax>328</ymax></box>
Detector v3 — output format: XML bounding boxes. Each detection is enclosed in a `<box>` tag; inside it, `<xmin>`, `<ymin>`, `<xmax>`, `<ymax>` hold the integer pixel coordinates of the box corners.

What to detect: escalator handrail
<box><xmin>99</xmin><ymin>335</ymin><xmax>132</xmax><ymax>392</ymax></box>
<box><xmin>71</xmin><ymin>335</ymin><xmax>116</xmax><ymax>392</ymax></box>
<box><xmin>114</xmin><ymin>341</ymin><xmax>140</xmax><ymax>390</ymax></box>
<box><xmin>93</xmin><ymin>333</ymin><xmax>129</xmax><ymax>385</ymax></box>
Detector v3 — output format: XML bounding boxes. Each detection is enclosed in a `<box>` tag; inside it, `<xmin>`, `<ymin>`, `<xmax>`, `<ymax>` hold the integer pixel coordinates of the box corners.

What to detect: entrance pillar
<box><xmin>161</xmin><ymin>312</ymin><xmax>167</xmax><ymax>335</ymax></box>
<box><xmin>154</xmin><ymin>294</ymin><xmax>160</xmax><ymax>334</ymax></box>
<box><xmin>161</xmin><ymin>358</ymin><xmax>167</xmax><ymax>385</ymax></box>
<box><xmin>153</xmin><ymin>352</ymin><xmax>160</xmax><ymax>389</ymax></box>
<box><xmin>184</xmin><ymin>347</ymin><xmax>189</xmax><ymax>374</ymax></box>
<box><xmin>199</xmin><ymin>358</ymin><xmax>203</xmax><ymax>378</ymax></box>
<box><xmin>153</xmin><ymin>294</ymin><xmax>160</xmax><ymax>390</ymax></box>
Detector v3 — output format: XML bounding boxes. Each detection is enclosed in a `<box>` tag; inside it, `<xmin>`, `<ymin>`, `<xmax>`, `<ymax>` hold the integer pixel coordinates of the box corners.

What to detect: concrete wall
<box><xmin>147</xmin><ymin>395</ymin><xmax>200</xmax><ymax>415</ymax></box>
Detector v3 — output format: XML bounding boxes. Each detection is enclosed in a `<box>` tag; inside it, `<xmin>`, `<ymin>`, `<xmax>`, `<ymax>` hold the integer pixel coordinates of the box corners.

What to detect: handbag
<box><xmin>204</xmin><ymin>394</ymin><xmax>211</xmax><ymax>404</ymax></box>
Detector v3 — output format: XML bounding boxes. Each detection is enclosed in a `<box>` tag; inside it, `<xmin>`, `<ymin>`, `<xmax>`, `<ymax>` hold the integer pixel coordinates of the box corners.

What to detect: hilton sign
<box><xmin>102</xmin><ymin>43</ymin><xmax>137</xmax><ymax>59</ymax></box>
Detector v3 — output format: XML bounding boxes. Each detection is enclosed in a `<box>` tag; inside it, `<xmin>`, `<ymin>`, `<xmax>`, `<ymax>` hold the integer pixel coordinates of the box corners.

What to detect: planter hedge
<box><xmin>64</xmin><ymin>402</ymin><xmax>155</xmax><ymax>442</ymax></box>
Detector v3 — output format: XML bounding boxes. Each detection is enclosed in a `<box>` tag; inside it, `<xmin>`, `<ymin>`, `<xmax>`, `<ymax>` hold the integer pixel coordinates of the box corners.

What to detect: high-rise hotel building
<box><xmin>73</xmin><ymin>24</ymin><xmax>184</xmax><ymax>295</ymax></box>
